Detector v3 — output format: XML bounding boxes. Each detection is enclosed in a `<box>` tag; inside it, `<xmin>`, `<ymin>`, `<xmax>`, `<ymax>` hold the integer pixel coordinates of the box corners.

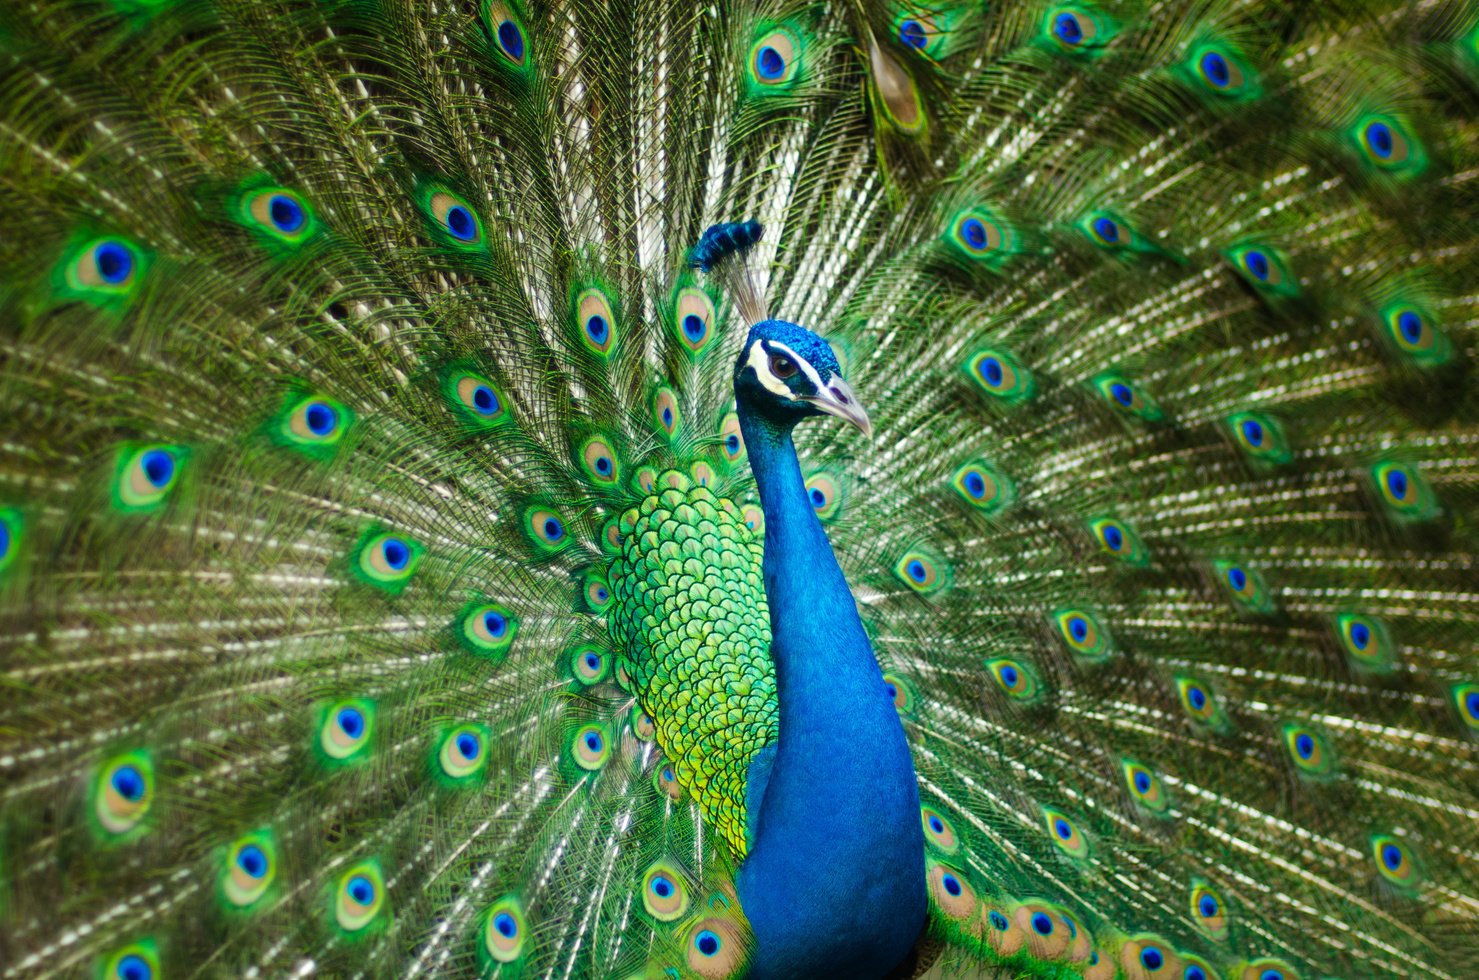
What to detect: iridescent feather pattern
<box><xmin>0</xmin><ymin>0</ymin><xmax>1477</xmax><ymax>978</ymax></box>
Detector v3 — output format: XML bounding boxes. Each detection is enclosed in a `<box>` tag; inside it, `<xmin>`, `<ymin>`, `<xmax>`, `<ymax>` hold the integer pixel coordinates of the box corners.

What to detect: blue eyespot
<box><xmin>304</xmin><ymin>401</ymin><xmax>337</xmax><ymax>436</ymax></box>
<box><xmin>729</xmin><ymin>434</ymin><xmax>742</xmax><ymax>454</ymax></box>
<box><xmin>584</xmin><ymin>732</ymin><xmax>602</xmax><ymax>752</ymax></box>
<box><xmin>494</xmin><ymin>911</ymin><xmax>517</xmax><ymax>937</ymax></box>
<box><xmin>1067</xmin><ymin>616</ymin><xmax>1088</xmax><ymax>642</ymax></box>
<box><xmin>269</xmin><ymin>194</ymin><xmax>306</xmax><ymax>233</ymax></box>
<box><xmin>1381</xmin><ymin>843</ymin><xmax>1403</xmax><ymax>871</ymax></box>
<box><xmin>1294</xmin><ymin>733</ymin><xmax>1314</xmax><ymax>759</ymax></box>
<box><xmin>584</xmin><ymin>652</ymin><xmax>600</xmax><ymax>671</ymax></box>
<box><xmin>1240</xmin><ymin>418</ymin><xmax>1264</xmax><ymax>446</ymax></box>
<box><xmin>960</xmin><ymin>217</ymin><xmax>988</xmax><ymax>250</ymax></box>
<box><xmin>683</xmin><ymin>314</ymin><xmax>706</xmax><ymax>343</ymax></box>
<box><xmin>544</xmin><ymin>518</ymin><xmax>564</xmax><ymax>541</ymax></box>
<box><xmin>1101</xmin><ymin>524</ymin><xmax>1124</xmax><ymax>550</ymax></box>
<box><xmin>238</xmin><ymin>844</ymin><xmax>268</xmax><ymax>877</ymax></box>
<box><xmin>95</xmin><ymin>242</ymin><xmax>134</xmax><ymax>284</ymax></box>
<box><xmin>445</xmin><ymin>205</ymin><xmax>477</xmax><ymax>241</ymax></box>
<box><xmin>928</xmin><ymin>815</ymin><xmax>944</xmax><ymax>833</ymax></box>
<box><xmin>810</xmin><ymin>488</ymin><xmax>826</xmax><ymax>508</ymax></box>
<box><xmin>1386</xmin><ymin>468</ymin><xmax>1408</xmax><ymax>499</ymax></box>
<box><xmin>112</xmin><ymin>766</ymin><xmax>145</xmax><ymax>801</ymax></box>
<box><xmin>381</xmin><ymin>538</ymin><xmax>410</xmax><ymax>570</ymax></box>
<box><xmin>884</xmin><ymin>682</ymin><xmax>898</xmax><ymax>700</ymax></box>
<box><xmin>1188</xmin><ymin>686</ymin><xmax>1207</xmax><ymax>710</ymax></box>
<box><xmin>695</xmin><ymin>929</ymin><xmax>721</xmax><ymax>956</ymax></box>
<box><xmin>1244</xmin><ymin>250</ymin><xmax>1271</xmax><ymax>281</ymax></box>
<box><xmin>472</xmin><ymin>385</ymin><xmax>499</xmax><ymax>415</ymax></box>
<box><xmin>941</xmin><ymin>873</ymin><xmax>962</xmax><ymax>896</ymax></box>
<box><xmin>141</xmin><ymin>450</ymin><xmax>174</xmax><ymax>488</ymax></box>
<box><xmin>1031</xmin><ymin>911</ymin><xmax>1054</xmax><ymax>935</ymax></box>
<box><xmin>1000</xmin><ymin>665</ymin><xmax>1019</xmax><ymax>686</ymax></box>
<box><xmin>1260</xmin><ymin>972</ymin><xmax>1284</xmax><ymax>980</ymax></box>
<box><xmin>117</xmin><ymin>955</ymin><xmax>151</xmax><ymax>980</ymax></box>
<box><xmin>899</xmin><ymin>19</ymin><xmax>926</xmax><ymax>48</ymax></box>
<box><xmin>1134</xmin><ymin>771</ymin><xmax>1151</xmax><ymax>794</ymax></box>
<box><xmin>1366</xmin><ymin>122</ymin><xmax>1394</xmax><ymax>159</ymax></box>
<box><xmin>756</xmin><ymin>45</ymin><xmax>785</xmax><ymax>80</ymax></box>
<box><xmin>1091</xmin><ymin>217</ymin><xmax>1119</xmax><ymax>242</ymax></box>
<box><xmin>338</xmin><ymin>707</ymin><xmax>365</xmax><ymax>739</ymax></box>
<box><xmin>1200</xmin><ymin>51</ymin><xmax>1230</xmax><ymax>88</ymax></box>
<box><xmin>348</xmin><ymin>874</ymin><xmax>374</xmax><ymax>904</ymax></box>
<box><xmin>1187</xmin><ymin>968</ymin><xmax>1207</xmax><ymax>980</ymax></box>
<box><xmin>1397</xmin><ymin>310</ymin><xmax>1424</xmax><ymax>344</ymax></box>
<box><xmin>1054</xmin><ymin>13</ymin><xmax>1082</xmax><ymax>44</ymax></box>
<box><xmin>1226</xmin><ymin>566</ymin><xmax>1247</xmax><ymax>591</ymax></box>
<box><xmin>1199</xmin><ymin>894</ymin><xmax>1218</xmax><ymax>917</ymax></box>
<box><xmin>1141</xmin><ymin>947</ymin><xmax>1164</xmax><ymax>970</ymax></box>
<box><xmin>1054</xmin><ymin>818</ymin><xmax>1071</xmax><ymax>839</ymax></box>
<box><xmin>586</xmin><ymin>315</ymin><xmax>609</xmax><ymax>344</ymax></box>
<box><xmin>483</xmin><ymin>611</ymin><xmax>507</xmax><ymax>637</ymax></box>
<box><xmin>979</xmin><ymin>356</ymin><xmax>1003</xmax><ymax>386</ymax></box>
<box><xmin>652</xmin><ymin>875</ymin><xmax>673</xmax><ymax>897</ymax></box>
<box><xmin>497</xmin><ymin>21</ymin><xmax>524</xmax><ymax>60</ymax></box>
<box><xmin>456</xmin><ymin>733</ymin><xmax>480</xmax><ymax>758</ymax></box>
<box><xmin>906</xmin><ymin>560</ymin><xmax>927</xmax><ymax>583</ymax></box>
<box><xmin>1109</xmin><ymin>382</ymin><xmax>1133</xmax><ymax>407</ymax></box>
<box><xmin>963</xmin><ymin>472</ymin><xmax>986</xmax><ymax>497</ymax></box>
<box><xmin>989</xmin><ymin>910</ymin><xmax>1009</xmax><ymax>930</ymax></box>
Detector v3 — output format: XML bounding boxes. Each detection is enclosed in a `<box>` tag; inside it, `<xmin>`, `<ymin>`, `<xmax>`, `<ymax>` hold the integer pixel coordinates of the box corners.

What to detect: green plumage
<box><xmin>0</xmin><ymin>0</ymin><xmax>1477</xmax><ymax>977</ymax></box>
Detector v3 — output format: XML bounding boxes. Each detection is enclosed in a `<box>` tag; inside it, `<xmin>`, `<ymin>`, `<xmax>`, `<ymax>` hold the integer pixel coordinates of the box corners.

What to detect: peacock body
<box><xmin>1</xmin><ymin>0</ymin><xmax>1478</xmax><ymax>978</ymax></box>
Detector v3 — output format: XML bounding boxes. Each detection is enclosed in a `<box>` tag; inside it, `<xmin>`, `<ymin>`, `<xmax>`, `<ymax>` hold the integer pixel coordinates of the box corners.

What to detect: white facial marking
<box><xmin>745</xmin><ymin>340</ymin><xmax>817</xmax><ymax>400</ymax></box>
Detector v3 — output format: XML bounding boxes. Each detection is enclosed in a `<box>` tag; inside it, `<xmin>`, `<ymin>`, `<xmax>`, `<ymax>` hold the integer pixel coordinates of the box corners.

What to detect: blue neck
<box><xmin>734</xmin><ymin>405</ymin><xmax>925</xmax><ymax>980</ymax></box>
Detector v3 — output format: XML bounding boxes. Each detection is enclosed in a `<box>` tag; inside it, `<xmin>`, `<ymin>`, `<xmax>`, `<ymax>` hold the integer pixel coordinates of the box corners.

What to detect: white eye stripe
<box><xmin>745</xmin><ymin>340</ymin><xmax>802</xmax><ymax>399</ymax></box>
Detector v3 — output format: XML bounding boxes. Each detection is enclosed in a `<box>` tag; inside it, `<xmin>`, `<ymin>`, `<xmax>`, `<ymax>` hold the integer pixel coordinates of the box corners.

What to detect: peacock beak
<box><xmin>805</xmin><ymin>376</ymin><xmax>872</xmax><ymax>438</ymax></box>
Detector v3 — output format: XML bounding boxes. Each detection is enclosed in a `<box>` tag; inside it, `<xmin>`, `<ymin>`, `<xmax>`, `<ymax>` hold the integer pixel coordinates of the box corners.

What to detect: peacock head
<box><xmin>734</xmin><ymin>319</ymin><xmax>871</xmax><ymax>436</ymax></box>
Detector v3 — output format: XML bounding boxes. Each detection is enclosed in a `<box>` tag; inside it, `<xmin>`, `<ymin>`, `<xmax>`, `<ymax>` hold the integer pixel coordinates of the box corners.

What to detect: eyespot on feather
<box><xmin>113</xmin><ymin>444</ymin><xmax>185</xmax><ymax>512</ymax></box>
<box><xmin>1371</xmin><ymin>834</ymin><xmax>1423</xmax><ymax>891</ymax></box>
<box><xmin>1379</xmin><ymin>303</ymin><xmax>1452</xmax><ymax>365</ymax></box>
<box><xmin>1226</xmin><ymin>244</ymin><xmax>1297</xmax><ymax>297</ymax></box>
<box><xmin>1056</xmin><ymin>608</ymin><xmax>1110</xmax><ymax>660</ymax></box>
<box><xmin>966</xmin><ymin>347</ymin><xmax>1035</xmax><ymax>402</ymax></box>
<box><xmin>1042</xmin><ymin>807</ymin><xmax>1089</xmax><ymax>859</ymax></box>
<box><xmin>317</xmin><ymin>699</ymin><xmax>374</xmax><ymax>765</ymax></box>
<box><xmin>1093</xmin><ymin>373</ymin><xmax>1163</xmax><ymax>421</ymax></box>
<box><xmin>654</xmin><ymin>759</ymin><xmax>684</xmax><ymax>801</ymax></box>
<box><xmin>1121</xmin><ymin>758</ymin><xmax>1169</xmax><ymax>814</ymax></box>
<box><xmin>882</xmin><ymin>672</ymin><xmax>918</xmax><ymax>716</ymax></box>
<box><xmin>523</xmin><ymin>505</ymin><xmax>572</xmax><ymax>554</ymax></box>
<box><xmin>422</xmin><ymin>188</ymin><xmax>484</xmax><ymax>247</ymax></box>
<box><xmin>1119</xmin><ymin>934</ymin><xmax>1181</xmax><ymax>979</ymax></box>
<box><xmin>1371</xmin><ymin>460</ymin><xmax>1437</xmax><ymax>521</ymax></box>
<box><xmin>571</xmin><ymin>645</ymin><xmax>611</xmax><ymax>685</ymax></box>
<box><xmin>1235</xmin><ymin>958</ymin><xmax>1299</xmax><ymax>980</ymax></box>
<box><xmin>353</xmin><ymin>531</ymin><xmax>423</xmax><ymax>590</ymax></box>
<box><xmin>987</xmin><ymin>658</ymin><xmax>1039</xmax><ymax>701</ymax></box>
<box><xmin>1212</xmin><ymin>560</ymin><xmax>1273</xmax><ymax>613</ymax></box>
<box><xmin>458</xmin><ymin>602</ymin><xmax>517</xmax><ymax>660</ymax></box>
<box><xmin>1043</xmin><ymin>6</ymin><xmax>1112</xmax><ymax>53</ymax></box>
<box><xmin>1225</xmin><ymin>412</ymin><xmax>1290</xmax><ymax>464</ymax></box>
<box><xmin>480</xmin><ymin>895</ymin><xmax>527</xmax><ymax>965</ymax></box>
<box><xmin>578</xmin><ymin>435</ymin><xmax>621</xmax><ymax>486</ymax></box>
<box><xmin>686</xmin><ymin>916</ymin><xmax>747</xmax><ymax>978</ymax></box>
<box><xmin>1283</xmin><ymin>723</ymin><xmax>1335</xmax><ymax>778</ymax></box>
<box><xmin>948</xmin><ymin>208</ymin><xmax>1016</xmax><ymax>264</ymax></box>
<box><xmin>1333</xmin><ymin>613</ymin><xmax>1395</xmax><ymax>672</ymax></box>
<box><xmin>1089</xmin><ymin>517</ymin><xmax>1148</xmax><ymax>566</ymax></box>
<box><xmin>333</xmin><ymin>861</ymin><xmax>386</xmax><ymax>934</ymax></box>
<box><xmin>803</xmin><ymin>471</ymin><xmax>843</xmax><ymax>521</ymax></box>
<box><xmin>1176</xmin><ymin>676</ymin><xmax>1228</xmax><ymax>732</ymax></box>
<box><xmin>445</xmin><ymin>370</ymin><xmax>510</xmax><ymax>427</ymax></box>
<box><xmin>437</xmin><ymin>724</ymin><xmax>490</xmax><ymax>783</ymax></box>
<box><xmin>1453</xmin><ymin>682</ymin><xmax>1479</xmax><ymax>735</ymax></box>
<box><xmin>749</xmin><ymin>25</ymin><xmax>801</xmax><ymax>88</ymax></box>
<box><xmin>574</xmin><ymin>287</ymin><xmax>617</xmax><ymax>358</ymax></box>
<box><xmin>99</xmin><ymin>941</ymin><xmax>159</xmax><ymax>980</ymax></box>
<box><xmin>93</xmin><ymin>751</ymin><xmax>154</xmax><ymax>837</ymax></box>
<box><xmin>674</xmin><ymin>287</ymin><xmax>717</xmax><ymax>355</ymax></box>
<box><xmin>719</xmin><ymin>412</ymin><xmax>745</xmax><ymax>464</ymax></box>
<box><xmin>222</xmin><ymin>831</ymin><xmax>277</xmax><ymax>908</ymax></box>
<box><xmin>570</xmin><ymin>723</ymin><xmax>610</xmax><ymax>771</ymax></box>
<box><xmin>62</xmin><ymin>236</ymin><xmax>146</xmax><ymax>301</ymax></box>
<box><xmin>1352</xmin><ymin>114</ymin><xmax>1424</xmax><ymax>177</ymax></box>
<box><xmin>1014</xmin><ymin>901</ymin><xmax>1073</xmax><ymax>959</ymax></box>
<box><xmin>951</xmin><ymin>460</ymin><xmax>1014</xmax><ymax>514</ymax></box>
<box><xmin>1189</xmin><ymin>879</ymin><xmax>1230</xmax><ymax>942</ymax></box>
<box><xmin>641</xmin><ymin>860</ymin><xmax>691</xmax><ymax>921</ymax></box>
<box><xmin>242</xmin><ymin>188</ymin><xmax>316</xmax><ymax>244</ymax></box>
<box><xmin>653</xmin><ymin>386</ymin><xmax>682</xmax><ymax>440</ymax></box>
<box><xmin>927</xmin><ymin>862</ymin><xmax>978</xmax><ymax>921</ymax></box>
<box><xmin>920</xmin><ymin>806</ymin><xmax>959</xmax><ymax>854</ymax></box>
<box><xmin>894</xmin><ymin>551</ymin><xmax>949</xmax><ymax>594</ymax></box>
<box><xmin>481</xmin><ymin>1</ymin><xmax>530</xmax><ymax>69</ymax></box>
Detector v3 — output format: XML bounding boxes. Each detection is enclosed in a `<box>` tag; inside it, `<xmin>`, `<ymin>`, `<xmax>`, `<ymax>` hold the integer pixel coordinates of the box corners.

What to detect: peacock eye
<box><xmin>770</xmin><ymin>355</ymin><xmax>797</xmax><ymax>379</ymax></box>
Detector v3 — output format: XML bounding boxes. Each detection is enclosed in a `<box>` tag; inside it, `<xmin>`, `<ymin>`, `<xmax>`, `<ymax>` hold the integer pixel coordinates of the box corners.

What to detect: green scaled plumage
<box><xmin>1</xmin><ymin>0</ymin><xmax>1477</xmax><ymax>978</ymax></box>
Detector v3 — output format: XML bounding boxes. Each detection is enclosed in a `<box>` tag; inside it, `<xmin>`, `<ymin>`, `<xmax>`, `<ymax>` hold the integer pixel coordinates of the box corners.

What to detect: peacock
<box><xmin>2</xmin><ymin>0</ymin><xmax>1479</xmax><ymax>976</ymax></box>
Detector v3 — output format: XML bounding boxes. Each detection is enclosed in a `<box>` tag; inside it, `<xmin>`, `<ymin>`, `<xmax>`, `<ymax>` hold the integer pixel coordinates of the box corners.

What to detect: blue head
<box><xmin>734</xmin><ymin>319</ymin><xmax>871</xmax><ymax>435</ymax></box>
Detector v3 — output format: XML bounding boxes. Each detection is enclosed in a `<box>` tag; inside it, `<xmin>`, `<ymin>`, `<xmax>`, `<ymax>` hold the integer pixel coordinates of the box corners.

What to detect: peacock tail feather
<box><xmin>1</xmin><ymin>0</ymin><xmax>1477</xmax><ymax>977</ymax></box>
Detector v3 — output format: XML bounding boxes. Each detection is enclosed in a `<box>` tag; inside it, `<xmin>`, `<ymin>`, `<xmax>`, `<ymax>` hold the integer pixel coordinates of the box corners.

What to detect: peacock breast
<box><xmin>607</xmin><ymin>470</ymin><xmax>779</xmax><ymax>858</ymax></box>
